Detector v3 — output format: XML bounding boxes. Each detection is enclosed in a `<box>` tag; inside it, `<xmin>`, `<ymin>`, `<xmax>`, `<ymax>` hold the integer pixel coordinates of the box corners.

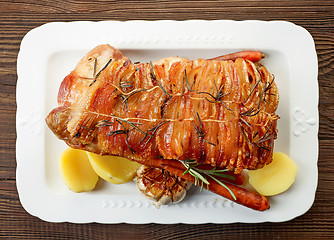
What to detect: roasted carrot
<box><xmin>205</xmin><ymin>177</ymin><xmax>270</xmax><ymax>211</ymax></box>
<box><xmin>208</xmin><ymin>51</ymin><xmax>264</xmax><ymax>62</ymax></box>
<box><xmin>161</xmin><ymin>164</ymin><xmax>270</xmax><ymax>211</ymax></box>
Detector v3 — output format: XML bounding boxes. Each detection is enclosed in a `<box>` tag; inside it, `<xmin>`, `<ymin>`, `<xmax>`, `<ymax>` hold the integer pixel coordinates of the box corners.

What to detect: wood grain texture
<box><xmin>1</xmin><ymin>0</ymin><xmax>334</xmax><ymax>239</ymax></box>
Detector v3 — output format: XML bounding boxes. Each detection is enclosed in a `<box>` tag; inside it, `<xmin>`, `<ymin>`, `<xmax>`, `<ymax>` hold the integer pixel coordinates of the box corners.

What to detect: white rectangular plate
<box><xmin>16</xmin><ymin>20</ymin><xmax>318</xmax><ymax>223</ymax></box>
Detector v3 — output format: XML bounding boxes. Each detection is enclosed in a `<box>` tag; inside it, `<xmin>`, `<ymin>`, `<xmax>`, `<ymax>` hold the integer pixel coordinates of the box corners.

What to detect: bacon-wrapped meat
<box><xmin>46</xmin><ymin>44</ymin><xmax>279</xmax><ymax>211</ymax></box>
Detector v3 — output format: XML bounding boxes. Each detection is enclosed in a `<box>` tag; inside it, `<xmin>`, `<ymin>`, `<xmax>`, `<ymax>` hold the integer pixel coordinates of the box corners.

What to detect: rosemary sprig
<box><xmin>244</xmin><ymin>77</ymin><xmax>261</xmax><ymax>103</ymax></box>
<box><xmin>79</xmin><ymin>119</ymin><xmax>113</xmax><ymax>132</ymax></box>
<box><xmin>258</xmin><ymin>121</ymin><xmax>274</xmax><ymax>141</ymax></box>
<box><xmin>112</xmin><ymin>115</ymin><xmax>145</xmax><ymax>135</ymax></box>
<box><xmin>150</xmin><ymin>61</ymin><xmax>171</xmax><ymax>97</ymax></box>
<box><xmin>89</xmin><ymin>58</ymin><xmax>113</xmax><ymax>87</ymax></box>
<box><xmin>125</xmin><ymin>89</ymin><xmax>147</xmax><ymax>101</ymax></box>
<box><xmin>240</xmin><ymin>106</ymin><xmax>260</xmax><ymax>117</ymax></box>
<box><xmin>239</xmin><ymin>118</ymin><xmax>274</xmax><ymax>152</ymax></box>
<box><xmin>198</xmin><ymin>79</ymin><xmax>232</xmax><ymax>105</ymax></box>
<box><xmin>240</xmin><ymin>123</ymin><xmax>251</xmax><ymax>145</ymax></box>
<box><xmin>254</xmin><ymin>143</ymin><xmax>270</xmax><ymax>151</ymax></box>
<box><xmin>241</xmin><ymin>74</ymin><xmax>271</xmax><ymax>117</ymax></box>
<box><xmin>263</xmin><ymin>75</ymin><xmax>276</xmax><ymax>104</ymax></box>
<box><xmin>93</xmin><ymin>58</ymin><xmax>97</xmax><ymax>77</ymax></box>
<box><xmin>180</xmin><ymin>73</ymin><xmax>185</xmax><ymax>97</ymax></box>
<box><xmin>186</xmin><ymin>74</ymin><xmax>233</xmax><ymax>111</ymax></box>
<box><xmin>191</xmin><ymin>112</ymin><xmax>216</xmax><ymax>146</ymax></box>
<box><xmin>257</xmin><ymin>133</ymin><xmax>275</xmax><ymax>144</ymax></box>
<box><xmin>220</xmin><ymin>100</ymin><xmax>234</xmax><ymax>112</ymax></box>
<box><xmin>73</xmin><ymin>131</ymin><xmax>81</xmax><ymax>138</ymax></box>
<box><xmin>160</xmin><ymin>95</ymin><xmax>172</xmax><ymax>118</ymax></box>
<box><xmin>149</xmin><ymin>61</ymin><xmax>156</xmax><ymax>80</ymax></box>
<box><xmin>185</xmin><ymin>70</ymin><xmax>230</xmax><ymax>109</ymax></box>
<box><xmin>98</xmin><ymin>114</ymin><xmax>147</xmax><ymax>154</ymax></box>
<box><xmin>117</xmin><ymin>88</ymin><xmax>148</xmax><ymax>109</ymax></box>
<box><xmin>256</xmin><ymin>121</ymin><xmax>275</xmax><ymax>145</ymax></box>
<box><xmin>157</xmin><ymin>79</ymin><xmax>170</xmax><ymax>97</ymax></box>
<box><xmin>264</xmin><ymin>75</ymin><xmax>275</xmax><ymax>93</ymax></box>
<box><xmin>108</xmin><ymin>119</ymin><xmax>136</xmax><ymax>154</ymax></box>
<box><xmin>78</xmin><ymin>124</ymin><xmax>95</xmax><ymax>131</ymax></box>
<box><xmin>257</xmin><ymin>80</ymin><xmax>267</xmax><ymax>109</ymax></box>
<box><xmin>139</xmin><ymin>120</ymin><xmax>170</xmax><ymax>145</ymax></box>
<box><xmin>253</xmin><ymin>121</ymin><xmax>275</xmax><ymax>151</ymax></box>
<box><xmin>123</xmin><ymin>59</ymin><xmax>129</xmax><ymax>67</ymax></box>
<box><xmin>184</xmin><ymin>70</ymin><xmax>196</xmax><ymax>93</ymax></box>
<box><xmin>95</xmin><ymin>119</ymin><xmax>113</xmax><ymax>128</ymax></box>
<box><xmin>180</xmin><ymin>159</ymin><xmax>237</xmax><ymax>200</ymax></box>
<box><xmin>120</xmin><ymin>81</ymin><xmax>133</xmax><ymax>89</ymax></box>
<box><xmin>108</xmin><ymin>119</ymin><xmax>127</xmax><ymax>137</ymax></box>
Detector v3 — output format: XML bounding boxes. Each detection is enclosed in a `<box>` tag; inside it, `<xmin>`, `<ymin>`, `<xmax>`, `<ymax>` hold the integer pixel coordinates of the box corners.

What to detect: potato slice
<box><xmin>248</xmin><ymin>152</ymin><xmax>298</xmax><ymax>196</ymax></box>
<box><xmin>86</xmin><ymin>152</ymin><xmax>141</xmax><ymax>184</ymax></box>
<box><xmin>60</xmin><ymin>148</ymin><xmax>99</xmax><ymax>193</ymax></box>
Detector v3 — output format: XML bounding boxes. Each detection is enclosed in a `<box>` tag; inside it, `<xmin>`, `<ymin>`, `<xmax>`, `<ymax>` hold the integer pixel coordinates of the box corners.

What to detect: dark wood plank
<box><xmin>1</xmin><ymin>0</ymin><xmax>334</xmax><ymax>239</ymax></box>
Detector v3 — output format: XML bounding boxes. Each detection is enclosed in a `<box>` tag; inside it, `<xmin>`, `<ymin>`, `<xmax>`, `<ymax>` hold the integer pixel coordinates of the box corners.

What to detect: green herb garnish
<box><xmin>180</xmin><ymin>159</ymin><xmax>237</xmax><ymax>200</ymax></box>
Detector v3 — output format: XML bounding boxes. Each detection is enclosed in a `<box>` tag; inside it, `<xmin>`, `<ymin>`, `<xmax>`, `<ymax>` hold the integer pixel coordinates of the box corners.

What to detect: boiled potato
<box><xmin>248</xmin><ymin>152</ymin><xmax>298</xmax><ymax>196</ymax></box>
<box><xmin>86</xmin><ymin>152</ymin><xmax>141</xmax><ymax>184</ymax></box>
<box><xmin>60</xmin><ymin>148</ymin><xmax>99</xmax><ymax>193</ymax></box>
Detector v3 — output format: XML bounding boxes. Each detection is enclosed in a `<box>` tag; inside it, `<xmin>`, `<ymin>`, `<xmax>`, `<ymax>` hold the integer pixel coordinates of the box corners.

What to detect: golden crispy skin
<box><xmin>46</xmin><ymin>44</ymin><xmax>279</xmax><ymax>174</ymax></box>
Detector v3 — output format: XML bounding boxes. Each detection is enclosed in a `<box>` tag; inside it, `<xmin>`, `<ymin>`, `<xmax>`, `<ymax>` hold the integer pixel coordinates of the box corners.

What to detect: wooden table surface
<box><xmin>1</xmin><ymin>0</ymin><xmax>333</xmax><ymax>239</ymax></box>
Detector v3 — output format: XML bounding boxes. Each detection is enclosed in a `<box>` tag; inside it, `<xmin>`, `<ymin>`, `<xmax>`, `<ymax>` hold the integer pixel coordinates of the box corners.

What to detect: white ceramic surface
<box><xmin>16</xmin><ymin>20</ymin><xmax>318</xmax><ymax>223</ymax></box>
